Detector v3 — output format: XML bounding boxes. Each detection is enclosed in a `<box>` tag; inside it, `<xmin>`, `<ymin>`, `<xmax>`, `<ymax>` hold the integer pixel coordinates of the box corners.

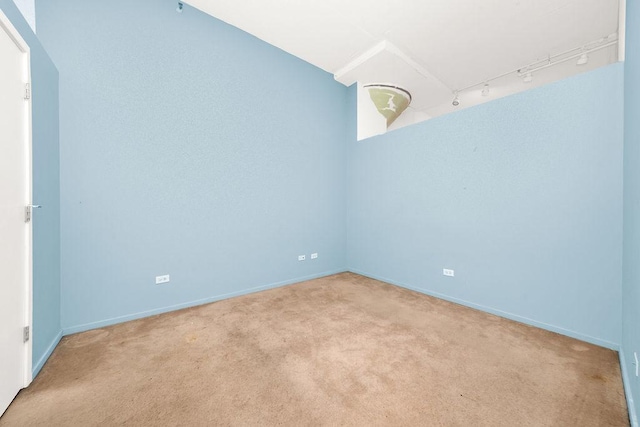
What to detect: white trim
<box><xmin>619</xmin><ymin>0</ymin><xmax>626</xmax><ymax>62</ymax></box>
<box><xmin>0</xmin><ymin>8</ymin><xmax>33</xmax><ymax>387</ymax></box>
<box><xmin>25</xmin><ymin>37</ymin><xmax>33</xmax><ymax>390</ymax></box>
<box><xmin>0</xmin><ymin>9</ymin><xmax>29</xmax><ymax>53</ymax></box>
<box><xmin>348</xmin><ymin>268</ymin><xmax>620</xmax><ymax>350</ymax></box>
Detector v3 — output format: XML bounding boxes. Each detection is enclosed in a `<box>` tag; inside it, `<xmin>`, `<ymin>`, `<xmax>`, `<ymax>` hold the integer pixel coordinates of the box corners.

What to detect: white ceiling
<box><xmin>184</xmin><ymin>0</ymin><xmax>622</xmax><ymax>128</ymax></box>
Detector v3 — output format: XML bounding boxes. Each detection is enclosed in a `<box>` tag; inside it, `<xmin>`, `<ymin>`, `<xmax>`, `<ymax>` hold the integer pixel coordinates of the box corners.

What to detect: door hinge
<box><xmin>24</xmin><ymin>83</ymin><xmax>31</xmax><ymax>100</ymax></box>
<box><xmin>25</xmin><ymin>204</ymin><xmax>41</xmax><ymax>223</ymax></box>
<box><xmin>23</xmin><ymin>326</ymin><xmax>30</xmax><ymax>343</ymax></box>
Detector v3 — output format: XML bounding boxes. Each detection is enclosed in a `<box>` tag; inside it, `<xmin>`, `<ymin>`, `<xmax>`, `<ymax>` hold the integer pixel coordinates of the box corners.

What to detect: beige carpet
<box><xmin>0</xmin><ymin>273</ymin><xmax>629</xmax><ymax>426</ymax></box>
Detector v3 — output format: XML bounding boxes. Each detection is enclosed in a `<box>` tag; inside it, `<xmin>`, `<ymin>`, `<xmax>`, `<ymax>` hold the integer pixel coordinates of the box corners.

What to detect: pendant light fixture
<box><xmin>364</xmin><ymin>84</ymin><xmax>412</xmax><ymax>128</ymax></box>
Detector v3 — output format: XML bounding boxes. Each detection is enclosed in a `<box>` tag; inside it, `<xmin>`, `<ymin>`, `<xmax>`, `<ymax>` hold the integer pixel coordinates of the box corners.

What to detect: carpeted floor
<box><xmin>0</xmin><ymin>273</ymin><xmax>629</xmax><ymax>426</ymax></box>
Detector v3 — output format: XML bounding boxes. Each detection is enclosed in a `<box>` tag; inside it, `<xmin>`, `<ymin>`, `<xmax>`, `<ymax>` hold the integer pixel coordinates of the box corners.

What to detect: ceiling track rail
<box><xmin>454</xmin><ymin>35</ymin><xmax>618</xmax><ymax>94</ymax></box>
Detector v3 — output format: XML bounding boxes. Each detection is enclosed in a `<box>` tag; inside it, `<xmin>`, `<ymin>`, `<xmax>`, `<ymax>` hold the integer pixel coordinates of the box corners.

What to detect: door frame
<box><xmin>0</xmin><ymin>7</ymin><xmax>33</xmax><ymax>387</ymax></box>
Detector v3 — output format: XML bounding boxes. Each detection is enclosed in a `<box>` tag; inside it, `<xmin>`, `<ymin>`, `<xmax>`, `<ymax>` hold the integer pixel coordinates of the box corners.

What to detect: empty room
<box><xmin>0</xmin><ymin>0</ymin><xmax>639</xmax><ymax>425</ymax></box>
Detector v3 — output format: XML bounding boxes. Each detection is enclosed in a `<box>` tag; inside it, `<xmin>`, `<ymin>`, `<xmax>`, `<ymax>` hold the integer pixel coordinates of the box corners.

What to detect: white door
<box><xmin>0</xmin><ymin>10</ymin><xmax>32</xmax><ymax>417</ymax></box>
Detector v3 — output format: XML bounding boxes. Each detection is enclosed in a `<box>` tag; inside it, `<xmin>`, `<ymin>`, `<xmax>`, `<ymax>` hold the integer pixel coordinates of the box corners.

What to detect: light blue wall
<box><xmin>622</xmin><ymin>0</ymin><xmax>640</xmax><ymax>423</ymax></box>
<box><xmin>28</xmin><ymin>8</ymin><xmax>634</xmax><ymax>426</ymax></box>
<box><xmin>35</xmin><ymin>0</ymin><xmax>348</xmax><ymax>333</ymax></box>
<box><xmin>0</xmin><ymin>0</ymin><xmax>61</xmax><ymax>376</ymax></box>
<box><xmin>11</xmin><ymin>0</ymin><xmax>35</xmax><ymax>32</ymax></box>
<box><xmin>347</xmin><ymin>64</ymin><xmax>624</xmax><ymax>348</ymax></box>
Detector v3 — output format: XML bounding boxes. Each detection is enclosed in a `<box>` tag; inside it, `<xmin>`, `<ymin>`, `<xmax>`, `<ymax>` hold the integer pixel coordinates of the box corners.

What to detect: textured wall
<box><xmin>622</xmin><ymin>0</ymin><xmax>640</xmax><ymax>423</ymax></box>
<box><xmin>30</xmin><ymin>7</ymin><xmax>635</xmax><ymax>426</ymax></box>
<box><xmin>35</xmin><ymin>0</ymin><xmax>348</xmax><ymax>332</ymax></box>
<box><xmin>0</xmin><ymin>0</ymin><xmax>61</xmax><ymax>376</ymax></box>
<box><xmin>347</xmin><ymin>64</ymin><xmax>624</xmax><ymax>348</ymax></box>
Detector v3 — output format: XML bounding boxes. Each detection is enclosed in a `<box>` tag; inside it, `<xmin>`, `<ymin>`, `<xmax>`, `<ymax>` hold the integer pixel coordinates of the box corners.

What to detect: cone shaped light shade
<box><xmin>365</xmin><ymin>84</ymin><xmax>412</xmax><ymax>128</ymax></box>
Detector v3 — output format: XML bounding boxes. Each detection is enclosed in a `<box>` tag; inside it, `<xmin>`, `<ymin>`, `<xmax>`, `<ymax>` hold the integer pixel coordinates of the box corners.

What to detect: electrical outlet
<box><xmin>443</xmin><ymin>269</ymin><xmax>455</xmax><ymax>277</ymax></box>
<box><xmin>298</xmin><ymin>255</ymin><xmax>306</xmax><ymax>261</ymax></box>
<box><xmin>155</xmin><ymin>274</ymin><xmax>170</xmax><ymax>285</ymax></box>
<box><xmin>311</xmin><ymin>253</ymin><xmax>318</xmax><ymax>259</ymax></box>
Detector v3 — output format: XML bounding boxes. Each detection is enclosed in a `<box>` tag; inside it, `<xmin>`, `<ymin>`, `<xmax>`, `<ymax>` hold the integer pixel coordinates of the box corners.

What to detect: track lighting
<box><xmin>176</xmin><ymin>2</ymin><xmax>184</xmax><ymax>13</ymax></box>
<box><xmin>452</xmin><ymin>36</ymin><xmax>614</xmax><ymax>104</ymax></box>
<box><xmin>452</xmin><ymin>92</ymin><xmax>460</xmax><ymax>107</ymax></box>
<box><xmin>576</xmin><ymin>53</ymin><xmax>589</xmax><ymax>65</ymax></box>
<box><xmin>443</xmin><ymin>36</ymin><xmax>612</xmax><ymax>111</ymax></box>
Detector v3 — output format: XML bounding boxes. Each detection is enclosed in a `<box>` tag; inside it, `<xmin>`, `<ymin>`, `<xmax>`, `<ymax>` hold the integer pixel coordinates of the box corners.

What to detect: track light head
<box><xmin>576</xmin><ymin>53</ymin><xmax>588</xmax><ymax>65</ymax></box>
<box><xmin>177</xmin><ymin>2</ymin><xmax>184</xmax><ymax>13</ymax></box>
<box><xmin>481</xmin><ymin>84</ymin><xmax>490</xmax><ymax>97</ymax></box>
<box><xmin>523</xmin><ymin>73</ymin><xmax>533</xmax><ymax>83</ymax></box>
<box><xmin>452</xmin><ymin>93</ymin><xmax>460</xmax><ymax>107</ymax></box>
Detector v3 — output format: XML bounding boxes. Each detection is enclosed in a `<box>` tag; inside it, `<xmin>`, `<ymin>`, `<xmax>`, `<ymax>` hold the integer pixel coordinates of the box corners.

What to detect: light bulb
<box><xmin>576</xmin><ymin>53</ymin><xmax>588</xmax><ymax>66</ymax></box>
